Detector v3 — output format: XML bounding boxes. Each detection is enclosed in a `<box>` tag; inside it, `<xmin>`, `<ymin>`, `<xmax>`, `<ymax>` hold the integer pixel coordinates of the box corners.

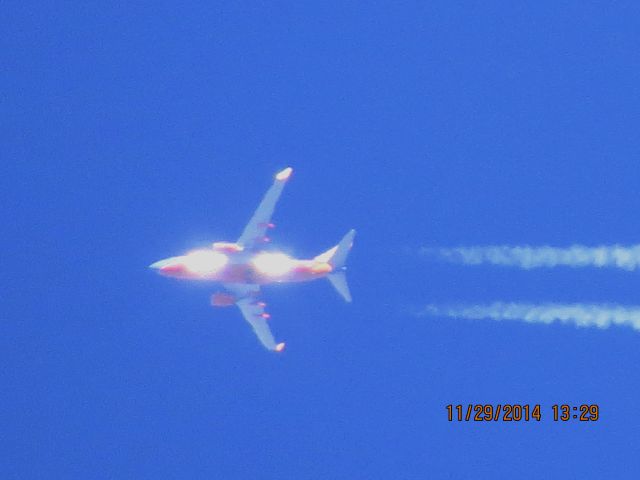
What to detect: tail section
<box><xmin>327</xmin><ymin>271</ymin><xmax>352</xmax><ymax>302</ymax></box>
<box><xmin>315</xmin><ymin>229</ymin><xmax>356</xmax><ymax>302</ymax></box>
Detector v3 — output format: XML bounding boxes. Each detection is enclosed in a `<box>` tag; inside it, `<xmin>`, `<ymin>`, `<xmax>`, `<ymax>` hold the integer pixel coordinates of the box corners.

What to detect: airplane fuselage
<box><xmin>151</xmin><ymin>246</ymin><xmax>333</xmax><ymax>285</ymax></box>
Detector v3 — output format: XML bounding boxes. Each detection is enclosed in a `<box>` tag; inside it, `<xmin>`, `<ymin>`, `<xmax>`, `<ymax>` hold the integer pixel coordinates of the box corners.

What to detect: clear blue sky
<box><xmin>3</xmin><ymin>2</ymin><xmax>640</xmax><ymax>478</ymax></box>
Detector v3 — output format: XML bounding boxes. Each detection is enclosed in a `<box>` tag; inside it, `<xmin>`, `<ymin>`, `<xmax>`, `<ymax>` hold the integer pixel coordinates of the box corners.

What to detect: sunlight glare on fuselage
<box><xmin>252</xmin><ymin>252</ymin><xmax>295</xmax><ymax>276</ymax></box>
<box><xmin>183</xmin><ymin>250</ymin><xmax>229</xmax><ymax>275</ymax></box>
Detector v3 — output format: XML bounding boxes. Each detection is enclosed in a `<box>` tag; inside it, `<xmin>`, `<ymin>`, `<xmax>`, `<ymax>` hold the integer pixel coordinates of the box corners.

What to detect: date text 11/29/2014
<box><xmin>446</xmin><ymin>404</ymin><xmax>599</xmax><ymax>422</ymax></box>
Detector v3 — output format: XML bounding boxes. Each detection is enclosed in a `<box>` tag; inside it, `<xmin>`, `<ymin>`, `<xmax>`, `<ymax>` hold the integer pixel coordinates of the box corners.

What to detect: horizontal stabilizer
<box><xmin>315</xmin><ymin>229</ymin><xmax>356</xmax><ymax>268</ymax></box>
<box><xmin>330</xmin><ymin>229</ymin><xmax>355</xmax><ymax>269</ymax></box>
<box><xmin>327</xmin><ymin>271</ymin><xmax>352</xmax><ymax>303</ymax></box>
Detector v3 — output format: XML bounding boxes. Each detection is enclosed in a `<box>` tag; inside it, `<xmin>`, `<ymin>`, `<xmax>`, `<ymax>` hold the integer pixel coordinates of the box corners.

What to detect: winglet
<box><xmin>275</xmin><ymin>342</ymin><xmax>286</xmax><ymax>352</ymax></box>
<box><xmin>275</xmin><ymin>167</ymin><xmax>293</xmax><ymax>181</ymax></box>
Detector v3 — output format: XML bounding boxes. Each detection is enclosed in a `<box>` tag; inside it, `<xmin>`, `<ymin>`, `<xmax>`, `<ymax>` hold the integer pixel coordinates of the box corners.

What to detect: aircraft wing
<box><xmin>223</xmin><ymin>283</ymin><xmax>285</xmax><ymax>352</ymax></box>
<box><xmin>236</xmin><ymin>167</ymin><xmax>293</xmax><ymax>250</ymax></box>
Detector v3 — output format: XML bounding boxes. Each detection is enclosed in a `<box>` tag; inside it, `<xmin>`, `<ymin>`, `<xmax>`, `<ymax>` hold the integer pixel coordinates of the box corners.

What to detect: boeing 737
<box><xmin>149</xmin><ymin>167</ymin><xmax>355</xmax><ymax>352</ymax></box>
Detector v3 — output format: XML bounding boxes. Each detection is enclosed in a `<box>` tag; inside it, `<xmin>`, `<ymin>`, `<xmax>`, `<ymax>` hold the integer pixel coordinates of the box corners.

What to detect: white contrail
<box><xmin>419</xmin><ymin>302</ymin><xmax>640</xmax><ymax>331</ymax></box>
<box><xmin>422</xmin><ymin>244</ymin><xmax>640</xmax><ymax>270</ymax></box>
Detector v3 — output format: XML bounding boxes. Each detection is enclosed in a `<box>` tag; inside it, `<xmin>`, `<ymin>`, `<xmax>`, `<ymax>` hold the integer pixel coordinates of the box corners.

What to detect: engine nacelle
<box><xmin>211</xmin><ymin>292</ymin><xmax>237</xmax><ymax>307</ymax></box>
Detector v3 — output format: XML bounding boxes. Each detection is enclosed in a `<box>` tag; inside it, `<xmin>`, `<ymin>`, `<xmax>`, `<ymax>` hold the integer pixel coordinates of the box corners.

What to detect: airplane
<box><xmin>149</xmin><ymin>167</ymin><xmax>355</xmax><ymax>352</ymax></box>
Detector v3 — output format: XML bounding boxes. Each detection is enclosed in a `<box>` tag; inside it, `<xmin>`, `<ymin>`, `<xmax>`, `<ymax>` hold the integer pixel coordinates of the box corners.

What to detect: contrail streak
<box><xmin>422</xmin><ymin>245</ymin><xmax>640</xmax><ymax>271</ymax></box>
<box><xmin>419</xmin><ymin>303</ymin><xmax>640</xmax><ymax>331</ymax></box>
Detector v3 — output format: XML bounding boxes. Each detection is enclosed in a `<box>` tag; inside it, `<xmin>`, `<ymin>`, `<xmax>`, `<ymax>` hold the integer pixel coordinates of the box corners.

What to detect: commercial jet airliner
<box><xmin>150</xmin><ymin>167</ymin><xmax>355</xmax><ymax>352</ymax></box>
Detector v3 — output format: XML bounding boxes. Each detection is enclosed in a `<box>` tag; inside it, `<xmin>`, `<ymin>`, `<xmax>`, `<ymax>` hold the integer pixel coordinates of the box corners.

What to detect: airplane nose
<box><xmin>149</xmin><ymin>260</ymin><xmax>162</xmax><ymax>269</ymax></box>
<box><xmin>149</xmin><ymin>258</ymin><xmax>174</xmax><ymax>270</ymax></box>
<box><xmin>149</xmin><ymin>257</ymin><xmax>185</xmax><ymax>273</ymax></box>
